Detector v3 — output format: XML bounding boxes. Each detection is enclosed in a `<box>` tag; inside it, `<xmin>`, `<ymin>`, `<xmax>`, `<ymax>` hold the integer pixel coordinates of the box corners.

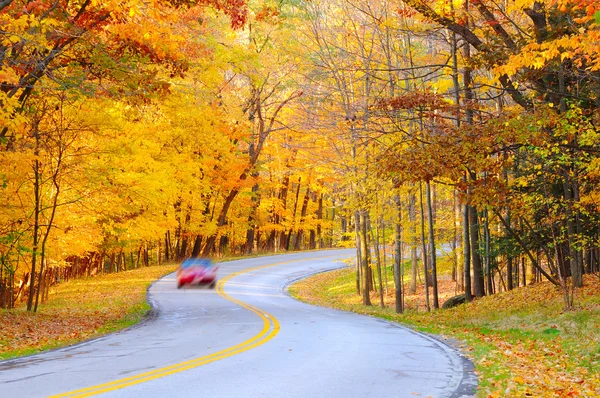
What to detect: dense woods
<box><xmin>1</xmin><ymin>0</ymin><xmax>599</xmax><ymax>312</ymax></box>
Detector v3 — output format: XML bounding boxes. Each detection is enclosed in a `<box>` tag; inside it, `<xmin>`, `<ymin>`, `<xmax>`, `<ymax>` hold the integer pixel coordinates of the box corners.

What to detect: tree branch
<box><xmin>493</xmin><ymin>208</ymin><xmax>559</xmax><ymax>285</ymax></box>
<box><xmin>401</xmin><ymin>0</ymin><xmax>533</xmax><ymax>109</ymax></box>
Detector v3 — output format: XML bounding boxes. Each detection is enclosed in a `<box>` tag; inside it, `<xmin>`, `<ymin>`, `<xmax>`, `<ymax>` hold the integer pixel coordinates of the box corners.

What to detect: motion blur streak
<box><xmin>49</xmin><ymin>261</ymin><xmax>289</xmax><ymax>397</ymax></box>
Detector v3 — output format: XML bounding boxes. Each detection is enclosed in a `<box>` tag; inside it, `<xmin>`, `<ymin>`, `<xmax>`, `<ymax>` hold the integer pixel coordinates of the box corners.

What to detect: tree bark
<box><xmin>294</xmin><ymin>187</ymin><xmax>311</xmax><ymax>251</ymax></box>
<box><xmin>354</xmin><ymin>211</ymin><xmax>362</xmax><ymax>296</ymax></box>
<box><xmin>419</xmin><ymin>182</ymin><xmax>430</xmax><ymax>310</ymax></box>
<box><xmin>202</xmin><ymin>188</ymin><xmax>239</xmax><ymax>255</ymax></box>
<box><xmin>27</xmin><ymin>125</ymin><xmax>41</xmax><ymax>312</ymax></box>
<box><xmin>408</xmin><ymin>188</ymin><xmax>418</xmax><ymax>294</ymax></box>
<box><xmin>359</xmin><ymin>210</ymin><xmax>372</xmax><ymax>306</ymax></box>
<box><xmin>563</xmin><ymin>175</ymin><xmax>583</xmax><ymax>287</ymax></box>
<box><xmin>426</xmin><ymin>181</ymin><xmax>439</xmax><ymax>309</ymax></box>
<box><xmin>394</xmin><ymin>196</ymin><xmax>404</xmax><ymax>313</ymax></box>
<box><xmin>470</xmin><ymin>205</ymin><xmax>485</xmax><ymax>297</ymax></box>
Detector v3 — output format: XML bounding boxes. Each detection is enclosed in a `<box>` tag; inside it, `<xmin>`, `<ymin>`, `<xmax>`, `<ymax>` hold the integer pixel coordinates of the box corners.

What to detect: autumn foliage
<box><xmin>1</xmin><ymin>0</ymin><xmax>600</xmax><ymax>394</ymax></box>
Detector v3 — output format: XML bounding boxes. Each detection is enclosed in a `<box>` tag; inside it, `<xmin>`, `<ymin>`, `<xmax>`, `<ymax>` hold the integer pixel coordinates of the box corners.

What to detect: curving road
<box><xmin>0</xmin><ymin>249</ymin><xmax>476</xmax><ymax>397</ymax></box>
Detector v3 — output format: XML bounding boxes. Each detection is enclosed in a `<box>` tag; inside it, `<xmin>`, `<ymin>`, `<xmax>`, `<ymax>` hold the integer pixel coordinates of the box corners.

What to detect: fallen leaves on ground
<box><xmin>0</xmin><ymin>265</ymin><xmax>177</xmax><ymax>360</ymax></box>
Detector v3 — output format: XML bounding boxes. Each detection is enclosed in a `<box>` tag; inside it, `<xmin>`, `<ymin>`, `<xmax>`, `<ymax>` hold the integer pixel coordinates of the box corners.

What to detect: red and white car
<box><xmin>176</xmin><ymin>258</ymin><xmax>218</xmax><ymax>289</ymax></box>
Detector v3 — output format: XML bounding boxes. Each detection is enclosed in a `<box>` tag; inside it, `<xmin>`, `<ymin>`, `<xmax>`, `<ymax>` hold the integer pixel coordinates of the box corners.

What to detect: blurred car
<box><xmin>176</xmin><ymin>258</ymin><xmax>218</xmax><ymax>289</ymax></box>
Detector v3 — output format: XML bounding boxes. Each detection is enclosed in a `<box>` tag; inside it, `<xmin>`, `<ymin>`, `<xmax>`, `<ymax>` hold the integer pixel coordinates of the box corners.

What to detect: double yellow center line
<box><xmin>51</xmin><ymin>262</ymin><xmax>282</xmax><ymax>397</ymax></box>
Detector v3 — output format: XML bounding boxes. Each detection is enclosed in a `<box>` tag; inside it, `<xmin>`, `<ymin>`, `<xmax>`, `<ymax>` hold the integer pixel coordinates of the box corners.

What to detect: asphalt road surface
<box><xmin>0</xmin><ymin>249</ymin><xmax>477</xmax><ymax>397</ymax></box>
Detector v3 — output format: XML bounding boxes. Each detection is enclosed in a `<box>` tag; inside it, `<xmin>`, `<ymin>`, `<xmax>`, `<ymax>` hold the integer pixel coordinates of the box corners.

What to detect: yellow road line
<box><xmin>50</xmin><ymin>262</ymin><xmax>285</xmax><ymax>398</ymax></box>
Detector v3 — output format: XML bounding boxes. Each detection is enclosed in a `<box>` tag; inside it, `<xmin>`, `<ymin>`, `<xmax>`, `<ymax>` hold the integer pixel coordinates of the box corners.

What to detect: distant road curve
<box><xmin>0</xmin><ymin>249</ymin><xmax>477</xmax><ymax>397</ymax></box>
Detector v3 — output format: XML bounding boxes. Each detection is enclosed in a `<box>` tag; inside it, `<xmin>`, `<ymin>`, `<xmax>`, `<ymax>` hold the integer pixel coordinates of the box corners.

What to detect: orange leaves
<box><xmin>254</xmin><ymin>5</ymin><xmax>280</xmax><ymax>22</ymax></box>
<box><xmin>197</xmin><ymin>0</ymin><xmax>248</xmax><ymax>29</ymax></box>
<box><xmin>395</xmin><ymin>6</ymin><xmax>417</xmax><ymax>18</ymax></box>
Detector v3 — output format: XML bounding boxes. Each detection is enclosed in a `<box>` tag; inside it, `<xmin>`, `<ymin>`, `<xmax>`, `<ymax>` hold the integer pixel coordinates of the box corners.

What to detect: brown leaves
<box><xmin>0</xmin><ymin>264</ymin><xmax>177</xmax><ymax>360</ymax></box>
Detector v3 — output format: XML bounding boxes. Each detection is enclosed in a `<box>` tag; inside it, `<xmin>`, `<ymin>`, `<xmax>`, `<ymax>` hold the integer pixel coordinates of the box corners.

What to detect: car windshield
<box><xmin>181</xmin><ymin>258</ymin><xmax>213</xmax><ymax>268</ymax></box>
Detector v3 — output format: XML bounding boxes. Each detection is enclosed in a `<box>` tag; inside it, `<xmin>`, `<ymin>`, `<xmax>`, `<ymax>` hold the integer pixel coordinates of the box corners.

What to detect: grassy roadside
<box><xmin>0</xmin><ymin>264</ymin><xmax>178</xmax><ymax>361</ymax></box>
<box><xmin>0</xmin><ymin>251</ymin><xmax>306</xmax><ymax>361</ymax></box>
<box><xmin>288</xmin><ymin>265</ymin><xmax>600</xmax><ymax>397</ymax></box>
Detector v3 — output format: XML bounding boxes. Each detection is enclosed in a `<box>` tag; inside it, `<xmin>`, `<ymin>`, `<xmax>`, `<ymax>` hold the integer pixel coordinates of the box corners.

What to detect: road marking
<box><xmin>50</xmin><ymin>262</ymin><xmax>284</xmax><ymax>397</ymax></box>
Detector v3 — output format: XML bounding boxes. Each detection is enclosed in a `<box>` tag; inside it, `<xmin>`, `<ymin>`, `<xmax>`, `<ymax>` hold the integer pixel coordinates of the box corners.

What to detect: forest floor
<box><xmin>0</xmin><ymin>264</ymin><xmax>177</xmax><ymax>360</ymax></box>
<box><xmin>288</xmin><ymin>265</ymin><xmax>600</xmax><ymax>397</ymax></box>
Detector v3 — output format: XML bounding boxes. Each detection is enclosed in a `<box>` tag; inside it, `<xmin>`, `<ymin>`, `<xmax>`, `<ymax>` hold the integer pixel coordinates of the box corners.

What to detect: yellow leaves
<box><xmin>431</xmin><ymin>0</ymin><xmax>466</xmax><ymax>17</ymax></box>
<box><xmin>378</xmin><ymin>16</ymin><xmax>400</xmax><ymax>30</ymax></box>
<box><xmin>530</xmin><ymin>56</ymin><xmax>546</xmax><ymax>70</ymax></box>
<box><xmin>502</xmin><ymin>37</ymin><xmax>596</xmax><ymax>77</ymax></box>
<box><xmin>428</xmin><ymin>78</ymin><xmax>455</xmax><ymax>95</ymax></box>
<box><xmin>560</xmin><ymin>50</ymin><xmax>575</xmax><ymax>61</ymax></box>
<box><xmin>504</xmin><ymin>0</ymin><xmax>537</xmax><ymax>14</ymax></box>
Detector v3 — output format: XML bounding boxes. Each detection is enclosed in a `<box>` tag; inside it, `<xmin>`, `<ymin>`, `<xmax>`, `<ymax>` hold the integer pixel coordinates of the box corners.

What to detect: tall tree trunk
<box><xmin>317</xmin><ymin>194</ymin><xmax>324</xmax><ymax>249</ymax></box>
<box><xmin>426</xmin><ymin>181</ymin><xmax>439</xmax><ymax>309</ymax></box>
<box><xmin>573</xmin><ymin>179</ymin><xmax>585</xmax><ymax>278</ymax></box>
<box><xmin>372</xmin><ymin>215</ymin><xmax>385</xmax><ymax>308</ymax></box>
<box><xmin>394</xmin><ymin>196</ymin><xmax>404</xmax><ymax>313</ymax></box>
<box><xmin>563</xmin><ymin>175</ymin><xmax>583</xmax><ymax>287</ymax></box>
<box><xmin>419</xmin><ymin>182</ymin><xmax>430</xmax><ymax>311</ymax></box>
<box><xmin>277</xmin><ymin>175</ymin><xmax>290</xmax><ymax>251</ymax></box>
<box><xmin>143</xmin><ymin>243</ymin><xmax>149</xmax><ymax>266</ymax></box>
<box><xmin>408</xmin><ymin>188</ymin><xmax>418</xmax><ymax>294</ymax></box>
<box><xmin>245</xmin><ymin>179</ymin><xmax>260</xmax><ymax>255</ymax></box>
<box><xmin>191</xmin><ymin>236</ymin><xmax>202</xmax><ymax>257</ymax></box>
<box><xmin>245</xmin><ymin>226</ymin><xmax>256</xmax><ymax>255</ymax></box>
<box><xmin>179</xmin><ymin>235</ymin><xmax>188</xmax><ymax>260</ymax></box>
<box><xmin>164</xmin><ymin>231</ymin><xmax>171</xmax><ymax>262</ymax></box>
<box><xmin>294</xmin><ymin>188</ymin><xmax>311</xmax><ymax>251</ymax></box>
<box><xmin>359</xmin><ymin>210</ymin><xmax>372</xmax><ymax>306</ymax></box>
<box><xmin>34</xmin><ymin>162</ymin><xmax>61</xmax><ymax>312</ymax></box>
<box><xmin>484</xmin><ymin>208</ymin><xmax>493</xmax><ymax>294</ymax></box>
<box><xmin>203</xmin><ymin>188</ymin><xmax>239</xmax><ymax>256</ymax></box>
<box><xmin>506</xmin><ymin>216</ymin><xmax>514</xmax><ymax>290</ymax></box>
<box><xmin>286</xmin><ymin>177</ymin><xmax>302</xmax><ymax>251</ymax></box>
<box><xmin>354</xmin><ymin>211</ymin><xmax>362</xmax><ymax>296</ymax></box>
<box><xmin>470</xmin><ymin>205</ymin><xmax>485</xmax><ymax>297</ymax></box>
<box><xmin>27</xmin><ymin>126</ymin><xmax>41</xmax><ymax>312</ymax></box>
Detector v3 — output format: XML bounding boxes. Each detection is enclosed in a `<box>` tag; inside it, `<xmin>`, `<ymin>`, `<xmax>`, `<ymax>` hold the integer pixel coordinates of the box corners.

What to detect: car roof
<box><xmin>181</xmin><ymin>258</ymin><xmax>213</xmax><ymax>268</ymax></box>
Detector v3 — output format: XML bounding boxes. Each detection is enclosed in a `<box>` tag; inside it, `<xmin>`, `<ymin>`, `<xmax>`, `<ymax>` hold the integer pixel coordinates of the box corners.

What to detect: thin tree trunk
<box><xmin>419</xmin><ymin>182</ymin><xmax>430</xmax><ymax>311</ymax></box>
<box><xmin>295</xmin><ymin>187</ymin><xmax>311</xmax><ymax>251</ymax></box>
<box><xmin>470</xmin><ymin>205</ymin><xmax>485</xmax><ymax>297</ymax></box>
<box><xmin>203</xmin><ymin>188</ymin><xmax>239</xmax><ymax>255</ymax></box>
<box><xmin>372</xmin><ymin>214</ymin><xmax>385</xmax><ymax>308</ymax></box>
<box><xmin>409</xmin><ymin>188</ymin><xmax>418</xmax><ymax>294</ymax></box>
<box><xmin>286</xmin><ymin>177</ymin><xmax>302</xmax><ymax>251</ymax></box>
<box><xmin>563</xmin><ymin>175</ymin><xmax>583</xmax><ymax>287</ymax></box>
<box><xmin>359</xmin><ymin>210</ymin><xmax>372</xmax><ymax>306</ymax></box>
<box><xmin>245</xmin><ymin>182</ymin><xmax>260</xmax><ymax>255</ymax></box>
<box><xmin>494</xmin><ymin>209</ymin><xmax>559</xmax><ymax>285</ymax></box>
<box><xmin>317</xmin><ymin>194</ymin><xmax>324</xmax><ymax>248</ymax></box>
<box><xmin>164</xmin><ymin>231</ymin><xmax>171</xmax><ymax>262</ymax></box>
<box><xmin>484</xmin><ymin>208</ymin><xmax>493</xmax><ymax>295</ymax></box>
<box><xmin>426</xmin><ymin>181</ymin><xmax>439</xmax><ymax>309</ymax></box>
<box><xmin>355</xmin><ymin>211</ymin><xmax>362</xmax><ymax>295</ymax></box>
<box><xmin>27</xmin><ymin>126</ymin><xmax>41</xmax><ymax>312</ymax></box>
<box><xmin>394</xmin><ymin>196</ymin><xmax>404</xmax><ymax>313</ymax></box>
